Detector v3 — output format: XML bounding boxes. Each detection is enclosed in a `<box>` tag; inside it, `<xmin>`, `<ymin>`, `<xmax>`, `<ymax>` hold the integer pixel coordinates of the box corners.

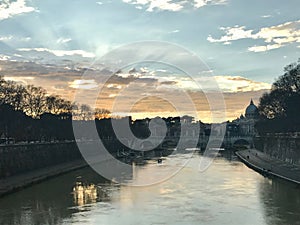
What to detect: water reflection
<box><xmin>0</xmin><ymin>167</ymin><xmax>109</xmax><ymax>225</ymax></box>
<box><xmin>259</xmin><ymin>178</ymin><xmax>300</xmax><ymax>225</ymax></box>
<box><xmin>73</xmin><ymin>182</ymin><xmax>98</xmax><ymax>206</ymax></box>
<box><xmin>72</xmin><ymin>180</ymin><xmax>117</xmax><ymax>208</ymax></box>
<box><xmin>0</xmin><ymin>153</ymin><xmax>299</xmax><ymax>225</ymax></box>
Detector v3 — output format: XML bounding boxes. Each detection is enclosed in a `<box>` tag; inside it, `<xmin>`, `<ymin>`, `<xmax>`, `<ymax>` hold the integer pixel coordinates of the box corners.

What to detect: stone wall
<box><xmin>255</xmin><ymin>133</ymin><xmax>300</xmax><ymax>165</ymax></box>
<box><xmin>0</xmin><ymin>141</ymin><xmax>82</xmax><ymax>179</ymax></box>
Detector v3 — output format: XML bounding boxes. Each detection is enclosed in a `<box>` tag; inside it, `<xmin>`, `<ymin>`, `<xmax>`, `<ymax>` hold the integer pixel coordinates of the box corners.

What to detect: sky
<box><xmin>0</xmin><ymin>0</ymin><xmax>299</xmax><ymax>122</ymax></box>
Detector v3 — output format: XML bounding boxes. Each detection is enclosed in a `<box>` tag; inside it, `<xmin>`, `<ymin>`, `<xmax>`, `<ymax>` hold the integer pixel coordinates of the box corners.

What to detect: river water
<box><xmin>0</xmin><ymin>152</ymin><xmax>299</xmax><ymax>225</ymax></box>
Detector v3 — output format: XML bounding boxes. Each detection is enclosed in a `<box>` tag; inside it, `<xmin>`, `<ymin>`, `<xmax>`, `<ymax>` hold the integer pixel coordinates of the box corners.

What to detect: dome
<box><xmin>245</xmin><ymin>99</ymin><xmax>258</xmax><ymax>118</ymax></box>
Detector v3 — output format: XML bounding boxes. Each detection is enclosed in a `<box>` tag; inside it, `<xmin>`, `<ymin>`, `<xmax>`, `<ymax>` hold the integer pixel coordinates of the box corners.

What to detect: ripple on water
<box><xmin>1</xmin><ymin>154</ymin><xmax>299</xmax><ymax>225</ymax></box>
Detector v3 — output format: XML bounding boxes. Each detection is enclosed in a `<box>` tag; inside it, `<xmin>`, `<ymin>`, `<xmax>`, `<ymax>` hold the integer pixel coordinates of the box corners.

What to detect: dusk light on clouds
<box><xmin>0</xmin><ymin>0</ymin><xmax>299</xmax><ymax>121</ymax></box>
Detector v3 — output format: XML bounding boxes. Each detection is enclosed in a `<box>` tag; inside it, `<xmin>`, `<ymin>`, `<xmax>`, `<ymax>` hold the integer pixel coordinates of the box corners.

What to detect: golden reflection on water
<box><xmin>72</xmin><ymin>182</ymin><xmax>98</xmax><ymax>206</ymax></box>
<box><xmin>1</xmin><ymin>154</ymin><xmax>300</xmax><ymax>225</ymax></box>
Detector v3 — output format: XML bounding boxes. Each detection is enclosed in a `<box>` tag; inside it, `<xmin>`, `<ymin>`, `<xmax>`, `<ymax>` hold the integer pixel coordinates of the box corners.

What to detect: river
<box><xmin>0</xmin><ymin>152</ymin><xmax>299</xmax><ymax>225</ymax></box>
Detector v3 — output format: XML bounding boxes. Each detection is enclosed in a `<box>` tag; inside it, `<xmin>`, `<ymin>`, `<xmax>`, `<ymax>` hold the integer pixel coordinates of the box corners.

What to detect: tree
<box><xmin>45</xmin><ymin>95</ymin><xmax>72</xmax><ymax>115</ymax></box>
<box><xmin>257</xmin><ymin>59</ymin><xmax>300</xmax><ymax>132</ymax></box>
<box><xmin>80</xmin><ymin>104</ymin><xmax>92</xmax><ymax>120</ymax></box>
<box><xmin>0</xmin><ymin>77</ymin><xmax>27</xmax><ymax>111</ymax></box>
<box><xmin>12</xmin><ymin>84</ymin><xmax>27</xmax><ymax>111</ymax></box>
<box><xmin>94</xmin><ymin>108</ymin><xmax>111</xmax><ymax>119</ymax></box>
<box><xmin>0</xmin><ymin>79</ymin><xmax>17</xmax><ymax>105</ymax></box>
<box><xmin>23</xmin><ymin>85</ymin><xmax>47</xmax><ymax>118</ymax></box>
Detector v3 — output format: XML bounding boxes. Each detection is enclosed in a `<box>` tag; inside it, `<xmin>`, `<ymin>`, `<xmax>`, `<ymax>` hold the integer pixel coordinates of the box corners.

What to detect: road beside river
<box><xmin>236</xmin><ymin>149</ymin><xmax>300</xmax><ymax>184</ymax></box>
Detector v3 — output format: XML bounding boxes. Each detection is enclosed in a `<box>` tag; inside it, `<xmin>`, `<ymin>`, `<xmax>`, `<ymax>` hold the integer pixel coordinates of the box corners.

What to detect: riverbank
<box><xmin>0</xmin><ymin>141</ymin><xmax>82</xmax><ymax>179</ymax></box>
<box><xmin>236</xmin><ymin>149</ymin><xmax>300</xmax><ymax>185</ymax></box>
<box><xmin>0</xmin><ymin>159</ymin><xmax>87</xmax><ymax>197</ymax></box>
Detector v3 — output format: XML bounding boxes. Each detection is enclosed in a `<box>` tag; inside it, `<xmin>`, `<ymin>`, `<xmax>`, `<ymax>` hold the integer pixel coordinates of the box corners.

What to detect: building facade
<box><xmin>227</xmin><ymin>99</ymin><xmax>259</xmax><ymax>137</ymax></box>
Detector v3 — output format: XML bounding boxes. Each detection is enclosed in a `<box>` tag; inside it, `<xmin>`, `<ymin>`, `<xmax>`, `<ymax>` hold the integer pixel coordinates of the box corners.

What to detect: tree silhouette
<box><xmin>257</xmin><ymin>59</ymin><xmax>300</xmax><ymax>133</ymax></box>
<box><xmin>23</xmin><ymin>85</ymin><xmax>47</xmax><ymax>118</ymax></box>
<box><xmin>94</xmin><ymin>108</ymin><xmax>111</xmax><ymax>119</ymax></box>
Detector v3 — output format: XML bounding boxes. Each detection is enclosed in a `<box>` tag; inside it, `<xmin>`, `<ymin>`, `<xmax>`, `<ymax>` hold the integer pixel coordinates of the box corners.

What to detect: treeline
<box><xmin>256</xmin><ymin>59</ymin><xmax>300</xmax><ymax>134</ymax></box>
<box><xmin>0</xmin><ymin>76</ymin><xmax>111</xmax><ymax>142</ymax></box>
<box><xmin>0</xmin><ymin>76</ymin><xmax>111</xmax><ymax>119</ymax></box>
<box><xmin>0</xmin><ymin>78</ymin><xmax>72</xmax><ymax>118</ymax></box>
<box><xmin>0</xmin><ymin>76</ymin><xmax>203</xmax><ymax>145</ymax></box>
<box><xmin>0</xmin><ymin>76</ymin><xmax>182</xmax><ymax>144</ymax></box>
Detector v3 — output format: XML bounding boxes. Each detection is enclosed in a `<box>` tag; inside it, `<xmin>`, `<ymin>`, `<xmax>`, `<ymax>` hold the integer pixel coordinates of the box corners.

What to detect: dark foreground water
<box><xmin>0</xmin><ymin>153</ymin><xmax>300</xmax><ymax>225</ymax></box>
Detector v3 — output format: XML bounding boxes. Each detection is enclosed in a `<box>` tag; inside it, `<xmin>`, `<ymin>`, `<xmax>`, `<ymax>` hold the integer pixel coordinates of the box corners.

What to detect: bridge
<box><xmin>118</xmin><ymin>134</ymin><xmax>254</xmax><ymax>151</ymax></box>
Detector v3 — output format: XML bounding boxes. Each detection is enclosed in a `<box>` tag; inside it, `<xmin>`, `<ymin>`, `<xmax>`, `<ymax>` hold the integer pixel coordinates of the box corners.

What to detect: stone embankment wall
<box><xmin>0</xmin><ymin>141</ymin><xmax>82</xmax><ymax>179</ymax></box>
<box><xmin>255</xmin><ymin>133</ymin><xmax>300</xmax><ymax>165</ymax></box>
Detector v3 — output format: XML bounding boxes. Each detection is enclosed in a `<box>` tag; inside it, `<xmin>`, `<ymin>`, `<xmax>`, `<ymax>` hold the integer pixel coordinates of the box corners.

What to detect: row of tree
<box><xmin>0</xmin><ymin>78</ymin><xmax>72</xmax><ymax>118</ymax></box>
<box><xmin>0</xmin><ymin>76</ymin><xmax>186</xmax><ymax>143</ymax></box>
<box><xmin>0</xmin><ymin>76</ymin><xmax>114</xmax><ymax>142</ymax></box>
<box><xmin>0</xmin><ymin>76</ymin><xmax>111</xmax><ymax>119</ymax></box>
<box><xmin>256</xmin><ymin>59</ymin><xmax>300</xmax><ymax>133</ymax></box>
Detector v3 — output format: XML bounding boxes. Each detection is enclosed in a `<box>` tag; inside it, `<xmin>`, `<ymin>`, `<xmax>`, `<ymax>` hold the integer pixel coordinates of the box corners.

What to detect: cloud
<box><xmin>69</xmin><ymin>79</ymin><xmax>98</xmax><ymax>89</ymax></box>
<box><xmin>169</xmin><ymin>29</ymin><xmax>180</xmax><ymax>33</ymax></box>
<box><xmin>0</xmin><ymin>0</ymin><xmax>36</xmax><ymax>20</ymax></box>
<box><xmin>208</xmin><ymin>20</ymin><xmax>300</xmax><ymax>52</ymax></box>
<box><xmin>248</xmin><ymin>44</ymin><xmax>282</xmax><ymax>53</ymax></box>
<box><xmin>18</xmin><ymin>48</ymin><xmax>96</xmax><ymax>58</ymax></box>
<box><xmin>4</xmin><ymin>76</ymin><xmax>34</xmax><ymax>85</ymax></box>
<box><xmin>214</xmin><ymin>76</ymin><xmax>271</xmax><ymax>92</ymax></box>
<box><xmin>122</xmin><ymin>0</ymin><xmax>227</xmax><ymax>11</ymax></box>
<box><xmin>113</xmin><ymin>89</ymin><xmax>266</xmax><ymax>122</ymax></box>
<box><xmin>108</xmin><ymin>93</ymin><xmax>117</xmax><ymax>98</ymax></box>
<box><xmin>207</xmin><ymin>26</ymin><xmax>253</xmax><ymax>43</ymax></box>
<box><xmin>123</xmin><ymin>0</ymin><xmax>184</xmax><ymax>12</ymax></box>
<box><xmin>108</xmin><ymin>67</ymin><xmax>271</xmax><ymax>94</ymax></box>
<box><xmin>160</xmin><ymin>81</ymin><xmax>177</xmax><ymax>85</ymax></box>
<box><xmin>0</xmin><ymin>54</ymin><xmax>11</xmax><ymax>61</ymax></box>
<box><xmin>261</xmin><ymin>15</ymin><xmax>272</xmax><ymax>18</ymax></box>
<box><xmin>56</xmin><ymin>38</ymin><xmax>72</xmax><ymax>44</ymax></box>
<box><xmin>107</xmin><ymin>83</ymin><xmax>122</xmax><ymax>89</ymax></box>
<box><xmin>0</xmin><ymin>60</ymin><xmax>271</xmax><ymax>122</ymax></box>
<box><xmin>0</xmin><ymin>36</ymin><xmax>13</xmax><ymax>41</ymax></box>
<box><xmin>193</xmin><ymin>0</ymin><xmax>228</xmax><ymax>8</ymax></box>
<box><xmin>0</xmin><ymin>35</ymin><xmax>31</xmax><ymax>43</ymax></box>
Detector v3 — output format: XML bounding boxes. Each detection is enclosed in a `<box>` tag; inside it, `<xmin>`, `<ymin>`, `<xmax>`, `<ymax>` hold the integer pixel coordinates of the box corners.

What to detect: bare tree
<box><xmin>94</xmin><ymin>108</ymin><xmax>111</xmax><ymax>119</ymax></box>
<box><xmin>23</xmin><ymin>85</ymin><xmax>47</xmax><ymax>118</ymax></box>
<box><xmin>80</xmin><ymin>104</ymin><xmax>93</xmax><ymax>120</ymax></box>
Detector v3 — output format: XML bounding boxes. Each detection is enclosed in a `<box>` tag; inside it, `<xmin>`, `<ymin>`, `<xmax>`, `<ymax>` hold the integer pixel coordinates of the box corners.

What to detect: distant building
<box><xmin>245</xmin><ymin>99</ymin><xmax>259</xmax><ymax>119</ymax></box>
<box><xmin>227</xmin><ymin>99</ymin><xmax>259</xmax><ymax>137</ymax></box>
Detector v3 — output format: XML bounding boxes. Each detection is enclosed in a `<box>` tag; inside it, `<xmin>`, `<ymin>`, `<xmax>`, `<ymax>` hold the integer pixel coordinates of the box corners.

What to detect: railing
<box><xmin>264</xmin><ymin>132</ymin><xmax>300</xmax><ymax>138</ymax></box>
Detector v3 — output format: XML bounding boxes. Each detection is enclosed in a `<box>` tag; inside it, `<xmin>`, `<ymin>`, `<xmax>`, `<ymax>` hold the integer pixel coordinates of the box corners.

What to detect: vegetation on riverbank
<box><xmin>0</xmin><ymin>76</ymin><xmax>116</xmax><ymax>142</ymax></box>
<box><xmin>256</xmin><ymin>59</ymin><xmax>300</xmax><ymax>134</ymax></box>
<box><xmin>0</xmin><ymin>76</ymin><xmax>187</xmax><ymax>144</ymax></box>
